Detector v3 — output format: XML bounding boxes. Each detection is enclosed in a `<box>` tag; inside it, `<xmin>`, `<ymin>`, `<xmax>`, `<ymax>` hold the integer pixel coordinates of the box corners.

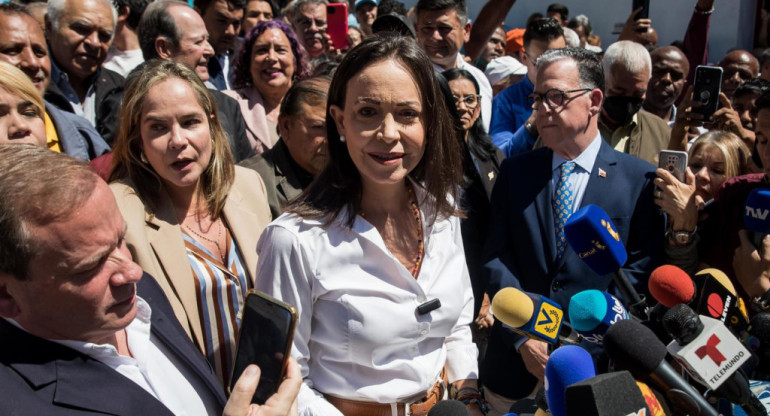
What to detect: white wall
<box><xmin>401</xmin><ymin>0</ymin><xmax>758</xmax><ymax>63</ymax></box>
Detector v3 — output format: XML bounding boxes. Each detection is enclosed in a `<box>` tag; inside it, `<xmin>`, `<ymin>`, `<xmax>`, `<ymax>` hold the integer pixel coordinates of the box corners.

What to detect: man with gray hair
<box><xmin>0</xmin><ymin>144</ymin><xmax>302</xmax><ymax>415</ymax></box>
<box><xmin>137</xmin><ymin>0</ymin><xmax>254</xmax><ymax>162</ymax></box>
<box><xmin>599</xmin><ymin>40</ymin><xmax>670</xmax><ymax>165</ymax></box>
<box><xmin>45</xmin><ymin>0</ymin><xmax>124</xmax><ymax>144</ymax></box>
<box><xmin>289</xmin><ymin>0</ymin><xmax>334</xmax><ymax>59</ymax></box>
<box><xmin>481</xmin><ymin>47</ymin><xmax>663</xmax><ymax>414</ymax></box>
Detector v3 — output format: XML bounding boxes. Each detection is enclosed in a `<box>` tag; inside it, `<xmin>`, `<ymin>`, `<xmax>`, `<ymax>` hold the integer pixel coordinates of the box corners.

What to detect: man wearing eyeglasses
<box><xmin>480</xmin><ymin>47</ymin><xmax>663</xmax><ymax>415</ymax></box>
<box><xmin>489</xmin><ymin>17</ymin><xmax>565</xmax><ymax>158</ymax></box>
<box><xmin>290</xmin><ymin>0</ymin><xmax>333</xmax><ymax>59</ymax></box>
<box><xmin>599</xmin><ymin>40</ymin><xmax>670</xmax><ymax>165</ymax></box>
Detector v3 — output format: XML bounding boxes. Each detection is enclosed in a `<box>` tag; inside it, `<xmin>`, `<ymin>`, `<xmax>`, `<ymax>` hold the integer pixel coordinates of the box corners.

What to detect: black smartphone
<box><xmin>229</xmin><ymin>290</ymin><xmax>298</xmax><ymax>405</ymax></box>
<box><xmin>658</xmin><ymin>150</ymin><xmax>688</xmax><ymax>182</ymax></box>
<box><xmin>632</xmin><ymin>0</ymin><xmax>650</xmax><ymax>20</ymax></box>
<box><xmin>692</xmin><ymin>65</ymin><xmax>723</xmax><ymax>123</ymax></box>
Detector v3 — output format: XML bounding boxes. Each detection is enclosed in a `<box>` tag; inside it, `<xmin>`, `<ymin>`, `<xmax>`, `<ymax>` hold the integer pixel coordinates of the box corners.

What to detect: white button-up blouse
<box><xmin>255</xmin><ymin>199</ymin><xmax>478</xmax><ymax>416</ymax></box>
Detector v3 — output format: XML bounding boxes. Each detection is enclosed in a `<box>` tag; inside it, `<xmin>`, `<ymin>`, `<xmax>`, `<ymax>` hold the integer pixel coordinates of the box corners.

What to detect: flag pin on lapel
<box><xmin>598</xmin><ymin>168</ymin><xmax>606</xmax><ymax>178</ymax></box>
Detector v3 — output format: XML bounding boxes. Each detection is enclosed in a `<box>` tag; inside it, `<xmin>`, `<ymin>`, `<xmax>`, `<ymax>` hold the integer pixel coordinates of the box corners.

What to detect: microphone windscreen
<box><xmin>568</xmin><ymin>290</ymin><xmax>608</xmax><ymax>332</ymax></box>
<box><xmin>492</xmin><ymin>287</ymin><xmax>534</xmax><ymax>329</ymax></box>
<box><xmin>427</xmin><ymin>400</ymin><xmax>471</xmax><ymax>416</ymax></box>
<box><xmin>695</xmin><ymin>268</ymin><xmax>737</xmax><ymax>294</ymax></box>
<box><xmin>744</xmin><ymin>189</ymin><xmax>770</xmax><ymax>234</ymax></box>
<box><xmin>635</xmin><ymin>380</ymin><xmax>669</xmax><ymax>416</ymax></box>
<box><xmin>603</xmin><ymin>319</ymin><xmax>668</xmax><ymax>377</ymax></box>
<box><xmin>564</xmin><ymin>371</ymin><xmax>650</xmax><ymax>416</ymax></box>
<box><xmin>648</xmin><ymin>264</ymin><xmax>695</xmax><ymax>307</ymax></box>
<box><xmin>661</xmin><ymin>303</ymin><xmax>703</xmax><ymax>345</ymax></box>
<box><xmin>545</xmin><ymin>345</ymin><xmax>596</xmax><ymax>416</ymax></box>
<box><xmin>564</xmin><ymin>204</ymin><xmax>627</xmax><ymax>275</ymax></box>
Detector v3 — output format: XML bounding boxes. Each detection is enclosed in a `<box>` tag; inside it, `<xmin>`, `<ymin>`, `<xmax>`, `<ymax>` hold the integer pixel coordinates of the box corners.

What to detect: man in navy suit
<box><xmin>479</xmin><ymin>47</ymin><xmax>664</xmax><ymax>415</ymax></box>
<box><xmin>0</xmin><ymin>144</ymin><xmax>300</xmax><ymax>416</ymax></box>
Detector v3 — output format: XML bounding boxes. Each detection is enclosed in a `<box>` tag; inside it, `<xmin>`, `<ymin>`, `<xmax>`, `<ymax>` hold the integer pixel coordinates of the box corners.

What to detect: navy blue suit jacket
<box><xmin>0</xmin><ymin>273</ymin><xmax>227</xmax><ymax>415</ymax></box>
<box><xmin>480</xmin><ymin>140</ymin><xmax>665</xmax><ymax>399</ymax></box>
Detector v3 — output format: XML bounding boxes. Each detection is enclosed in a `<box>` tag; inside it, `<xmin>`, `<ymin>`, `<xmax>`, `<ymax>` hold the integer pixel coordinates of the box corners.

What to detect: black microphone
<box><xmin>603</xmin><ymin>319</ymin><xmax>719</xmax><ymax>416</ymax></box>
<box><xmin>749</xmin><ymin>312</ymin><xmax>770</xmax><ymax>379</ymax></box>
<box><xmin>564</xmin><ymin>371</ymin><xmax>652</xmax><ymax>416</ymax></box>
<box><xmin>662</xmin><ymin>304</ymin><xmax>764</xmax><ymax>416</ymax></box>
<box><xmin>427</xmin><ymin>400</ymin><xmax>471</xmax><ymax>416</ymax></box>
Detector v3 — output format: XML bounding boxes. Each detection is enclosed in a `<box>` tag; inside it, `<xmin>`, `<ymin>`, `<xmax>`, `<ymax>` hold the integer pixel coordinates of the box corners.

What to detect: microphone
<box><xmin>603</xmin><ymin>319</ymin><xmax>720</xmax><ymax>416</ymax></box>
<box><xmin>491</xmin><ymin>287</ymin><xmax>581</xmax><ymax>345</ymax></box>
<box><xmin>564</xmin><ymin>204</ymin><xmax>648</xmax><ymax>320</ymax></box>
<box><xmin>568</xmin><ymin>289</ymin><xmax>629</xmax><ymax>345</ymax></box>
<box><xmin>694</xmin><ymin>268</ymin><xmax>750</xmax><ymax>335</ymax></box>
<box><xmin>649</xmin><ymin>264</ymin><xmax>696</xmax><ymax>308</ymax></box>
<box><xmin>744</xmin><ymin>188</ymin><xmax>770</xmax><ymax>248</ymax></box>
<box><xmin>748</xmin><ymin>313</ymin><xmax>770</xmax><ymax>378</ymax></box>
<box><xmin>662</xmin><ymin>304</ymin><xmax>764</xmax><ymax>416</ymax></box>
<box><xmin>544</xmin><ymin>345</ymin><xmax>596</xmax><ymax>416</ymax></box>
<box><xmin>563</xmin><ymin>371</ymin><xmax>651</xmax><ymax>416</ymax></box>
<box><xmin>635</xmin><ymin>379</ymin><xmax>670</xmax><ymax>416</ymax></box>
<box><xmin>427</xmin><ymin>400</ymin><xmax>471</xmax><ymax>416</ymax></box>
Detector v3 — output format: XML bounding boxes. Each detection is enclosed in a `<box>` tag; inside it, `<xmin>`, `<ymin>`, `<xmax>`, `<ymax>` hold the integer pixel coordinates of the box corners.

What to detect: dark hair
<box><xmin>0</xmin><ymin>2</ymin><xmax>32</xmax><ymax>16</ymax></box>
<box><xmin>756</xmin><ymin>89</ymin><xmax>770</xmax><ymax>113</ymax></box>
<box><xmin>734</xmin><ymin>78</ymin><xmax>770</xmax><ymax>100</ymax></box>
<box><xmin>288</xmin><ymin>34</ymin><xmax>463</xmax><ymax>226</ymax></box>
<box><xmin>310</xmin><ymin>54</ymin><xmax>343</xmax><ymax>77</ymax></box>
<box><xmin>547</xmin><ymin>3</ymin><xmax>568</xmax><ymax>21</ymax></box>
<box><xmin>279</xmin><ymin>75</ymin><xmax>331</xmax><ymax>117</ymax></box>
<box><xmin>231</xmin><ymin>19</ymin><xmax>312</xmax><ymax>89</ymax></box>
<box><xmin>761</xmin><ymin>48</ymin><xmax>770</xmax><ymax>66</ymax></box>
<box><xmin>113</xmin><ymin>0</ymin><xmax>152</xmax><ymax>29</ymax></box>
<box><xmin>523</xmin><ymin>17</ymin><xmax>564</xmax><ymax>50</ymax></box>
<box><xmin>247</xmin><ymin>0</ymin><xmax>280</xmax><ymax>17</ymax></box>
<box><xmin>415</xmin><ymin>0</ymin><xmax>467</xmax><ymax>25</ymax></box>
<box><xmin>0</xmin><ymin>144</ymin><xmax>99</xmax><ymax>280</ymax></box>
<box><xmin>194</xmin><ymin>0</ymin><xmax>245</xmax><ymax>14</ymax></box>
<box><xmin>537</xmin><ymin>46</ymin><xmax>605</xmax><ymax>92</ymax></box>
<box><xmin>442</xmin><ymin>68</ymin><xmax>499</xmax><ymax>164</ymax></box>
<box><xmin>137</xmin><ymin>0</ymin><xmax>186</xmax><ymax>60</ymax></box>
<box><xmin>378</xmin><ymin>0</ymin><xmax>407</xmax><ymax>16</ymax></box>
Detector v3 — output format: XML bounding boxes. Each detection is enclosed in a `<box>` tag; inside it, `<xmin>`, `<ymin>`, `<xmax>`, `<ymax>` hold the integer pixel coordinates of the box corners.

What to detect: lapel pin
<box><xmin>488</xmin><ymin>172</ymin><xmax>495</xmax><ymax>181</ymax></box>
<box><xmin>598</xmin><ymin>168</ymin><xmax>606</xmax><ymax>178</ymax></box>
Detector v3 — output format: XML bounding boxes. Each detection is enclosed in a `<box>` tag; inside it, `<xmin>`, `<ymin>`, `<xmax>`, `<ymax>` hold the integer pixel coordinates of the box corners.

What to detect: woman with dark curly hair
<box><xmin>225</xmin><ymin>19</ymin><xmax>312</xmax><ymax>155</ymax></box>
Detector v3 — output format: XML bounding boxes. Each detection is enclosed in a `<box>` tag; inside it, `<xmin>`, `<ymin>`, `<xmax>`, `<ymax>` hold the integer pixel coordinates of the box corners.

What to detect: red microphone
<box><xmin>648</xmin><ymin>265</ymin><xmax>695</xmax><ymax>308</ymax></box>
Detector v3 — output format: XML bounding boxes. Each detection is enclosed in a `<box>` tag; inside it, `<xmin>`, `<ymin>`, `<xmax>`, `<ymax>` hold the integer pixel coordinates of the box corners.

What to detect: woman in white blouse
<box><xmin>255</xmin><ymin>36</ymin><xmax>484</xmax><ymax>416</ymax></box>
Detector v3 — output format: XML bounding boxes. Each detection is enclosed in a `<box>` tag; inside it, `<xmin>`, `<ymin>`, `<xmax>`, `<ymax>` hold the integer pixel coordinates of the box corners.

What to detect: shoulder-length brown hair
<box><xmin>109</xmin><ymin>60</ymin><xmax>234</xmax><ymax>218</ymax></box>
<box><xmin>288</xmin><ymin>35</ymin><xmax>463</xmax><ymax>226</ymax></box>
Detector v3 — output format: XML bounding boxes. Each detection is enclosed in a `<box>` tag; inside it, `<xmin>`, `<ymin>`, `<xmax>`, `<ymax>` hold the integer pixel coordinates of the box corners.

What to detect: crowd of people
<box><xmin>1</xmin><ymin>0</ymin><xmax>770</xmax><ymax>415</ymax></box>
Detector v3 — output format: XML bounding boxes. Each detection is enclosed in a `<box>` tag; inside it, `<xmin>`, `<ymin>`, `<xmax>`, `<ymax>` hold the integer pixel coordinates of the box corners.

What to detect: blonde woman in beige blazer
<box><xmin>109</xmin><ymin>60</ymin><xmax>271</xmax><ymax>386</ymax></box>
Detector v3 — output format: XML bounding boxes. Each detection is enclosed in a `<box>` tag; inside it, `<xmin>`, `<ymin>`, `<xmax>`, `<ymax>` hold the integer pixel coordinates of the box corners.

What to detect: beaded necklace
<box><xmin>183</xmin><ymin>217</ymin><xmax>226</xmax><ymax>262</ymax></box>
<box><xmin>361</xmin><ymin>186</ymin><xmax>424</xmax><ymax>279</ymax></box>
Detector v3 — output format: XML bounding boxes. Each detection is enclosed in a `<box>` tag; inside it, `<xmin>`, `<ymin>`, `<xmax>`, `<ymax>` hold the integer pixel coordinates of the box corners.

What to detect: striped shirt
<box><xmin>182</xmin><ymin>227</ymin><xmax>250</xmax><ymax>387</ymax></box>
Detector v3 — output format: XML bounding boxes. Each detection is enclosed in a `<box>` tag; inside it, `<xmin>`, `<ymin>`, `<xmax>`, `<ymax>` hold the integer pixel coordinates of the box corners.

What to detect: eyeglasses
<box><xmin>528</xmin><ymin>88</ymin><xmax>592</xmax><ymax>109</ymax></box>
<box><xmin>453</xmin><ymin>94</ymin><xmax>481</xmax><ymax>110</ymax></box>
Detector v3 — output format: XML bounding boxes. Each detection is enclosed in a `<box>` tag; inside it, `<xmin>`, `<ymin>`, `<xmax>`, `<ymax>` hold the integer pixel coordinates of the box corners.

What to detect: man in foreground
<box><xmin>0</xmin><ymin>144</ymin><xmax>300</xmax><ymax>415</ymax></box>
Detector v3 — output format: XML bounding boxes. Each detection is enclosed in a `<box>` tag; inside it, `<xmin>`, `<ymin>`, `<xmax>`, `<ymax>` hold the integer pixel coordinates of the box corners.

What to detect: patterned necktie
<box><xmin>553</xmin><ymin>161</ymin><xmax>576</xmax><ymax>258</ymax></box>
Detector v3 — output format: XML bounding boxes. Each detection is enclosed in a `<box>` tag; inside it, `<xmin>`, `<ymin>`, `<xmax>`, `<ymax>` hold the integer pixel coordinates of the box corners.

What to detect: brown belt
<box><xmin>324</xmin><ymin>369</ymin><xmax>447</xmax><ymax>416</ymax></box>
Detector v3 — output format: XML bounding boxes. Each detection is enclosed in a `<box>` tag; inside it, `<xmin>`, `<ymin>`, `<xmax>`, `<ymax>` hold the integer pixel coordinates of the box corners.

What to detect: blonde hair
<box><xmin>689</xmin><ymin>130</ymin><xmax>750</xmax><ymax>179</ymax></box>
<box><xmin>109</xmin><ymin>60</ymin><xmax>234</xmax><ymax>217</ymax></box>
<box><xmin>0</xmin><ymin>62</ymin><xmax>45</xmax><ymax>122</ymax></box>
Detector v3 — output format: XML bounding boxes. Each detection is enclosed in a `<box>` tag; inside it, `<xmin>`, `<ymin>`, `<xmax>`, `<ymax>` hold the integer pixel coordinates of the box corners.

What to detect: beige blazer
<box><xmin>110</xmin><ymin>166</ymin><xmax>272</xmax><ymax>351</ymax></box>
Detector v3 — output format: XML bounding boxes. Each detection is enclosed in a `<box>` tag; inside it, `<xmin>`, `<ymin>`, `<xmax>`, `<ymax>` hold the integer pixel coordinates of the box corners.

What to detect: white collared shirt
<box><xmin>551</xmin><ymin>133</ymin><xmax>603</xmax><ymax>212</ymax></box>
<box><xmin>6</xmin><ymin>298</ymin><xmax>221</xmax><ymax>416</ymax></box>
<box><xmin>256</xmin><ymin>191</ymin><xmax>478</xmax><ymax>416</ymax></box>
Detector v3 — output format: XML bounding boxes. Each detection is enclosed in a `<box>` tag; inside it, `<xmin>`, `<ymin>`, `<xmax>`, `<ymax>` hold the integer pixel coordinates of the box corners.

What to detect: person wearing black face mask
<box><xmin>599</xmin><ymin>41</ymin><xmax>671</xmax><ymax>165</ymax></box>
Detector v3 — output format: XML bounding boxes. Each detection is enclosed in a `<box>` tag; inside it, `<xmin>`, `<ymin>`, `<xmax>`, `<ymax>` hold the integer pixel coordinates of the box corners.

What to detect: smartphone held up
<box><xmin>230</xmin><ymin>290</ymin><xmax>298</xmax><ymax>405</ymax></box>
